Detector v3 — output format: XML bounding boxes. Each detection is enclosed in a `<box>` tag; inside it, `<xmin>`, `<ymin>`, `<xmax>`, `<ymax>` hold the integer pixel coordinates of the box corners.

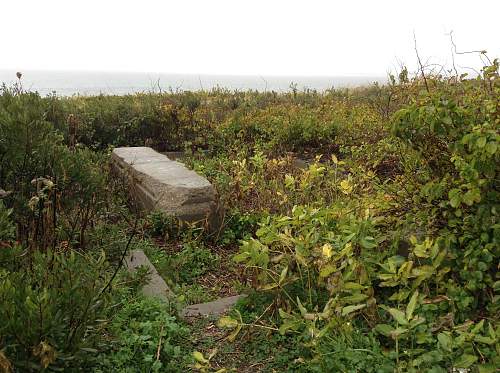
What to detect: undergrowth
<box><xmin>0</xmin><ymin>59</ymin><xmax>498</xmax><ymax>372</ymax></box>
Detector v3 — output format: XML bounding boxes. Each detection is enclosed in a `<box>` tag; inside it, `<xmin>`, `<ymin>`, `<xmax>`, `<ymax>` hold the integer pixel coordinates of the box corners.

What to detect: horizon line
<box><xmin>0</xmin><ymin>68</ymin><xmax>388</xmax><ymax>79</ymax></box>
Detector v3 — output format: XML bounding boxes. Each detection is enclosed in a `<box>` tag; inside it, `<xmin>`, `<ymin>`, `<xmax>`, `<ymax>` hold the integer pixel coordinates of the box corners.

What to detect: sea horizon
<box><xmin>0</xmin><ymin>69</ymin><xmax>387</xmax><ymax>96</ymax></box>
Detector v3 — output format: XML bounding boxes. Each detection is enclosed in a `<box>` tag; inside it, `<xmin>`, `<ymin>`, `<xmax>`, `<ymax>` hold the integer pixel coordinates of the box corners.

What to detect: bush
<box><xmin>0</xmin><ymin>248</ymin><xmax>112</xmax><ymax>370</ymax></box>
<box><xmin>217</xmin><ymin>105</ymin><xmax>339</xmax><ymax>154</ymax></box>
<box><xmin>229</xmin><ymin>62</ymin><xmax>500</xmax><ymax>371</ymax></box>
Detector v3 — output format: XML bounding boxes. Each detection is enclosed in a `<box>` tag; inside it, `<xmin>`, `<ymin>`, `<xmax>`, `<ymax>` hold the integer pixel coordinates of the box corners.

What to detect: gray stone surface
<box><xmin>112</xmin><ymin>147</ymin><xmax>221</xmax><ymax>229</ymax></box>
<box><xmin>125</xmin><ymin>248</ymin><xmax>246</xmax><ymax>319</ymax></box>
<box><xmin>292</xmin><ymin>158</ymin><xmax>309</xmax><ymax>169</ymax></box>
<box><xmin>125</xmin><ymin>249</ymin><xmax>173</xmax><ymax>301</ymax></box>
<box><xmin>181</xmin><ymin>295</ymin><xmax>246</xmax><ymax>318</ymax></box>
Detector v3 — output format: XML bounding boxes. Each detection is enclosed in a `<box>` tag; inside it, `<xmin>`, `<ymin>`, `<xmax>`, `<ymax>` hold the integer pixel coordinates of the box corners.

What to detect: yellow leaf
<box><xmin>32</xmin><ymin>341</ymin><xmax>56</xmax><ymax>369</ymax></box>
<box><xmin>340</xmin><ymin>179</ymin><xmax>353</xmax><ymax>194</ymax></box>
<box><xmin>217</xmin><ymin>316</ymin><xmax>238</xmax><ymax>329</ymax></box>
<box><xmin>192</xmin><ymin>351</ymin><xmax>209</xmax><ymax>364</ymax></box>
<box><xmin>322</xmin><ymin>243</ymin><xmax>333</xmax><ymax>258</ymax></box>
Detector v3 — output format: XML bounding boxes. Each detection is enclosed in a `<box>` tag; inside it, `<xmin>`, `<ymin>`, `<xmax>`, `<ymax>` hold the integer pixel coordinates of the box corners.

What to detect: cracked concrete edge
<box><xmin>180</xmin><ymin>294</ymin><xmax>247</xmax><ymax>319</ymax></box>
<box><xmin>125</xmin><ymin>249</ymin><xmax>246</xmax><ymax>318</ymax></box>
<box><xmin>125</xmin><ymin>249</ymin><xmax>173</xmax><ymax>302</ymax></box>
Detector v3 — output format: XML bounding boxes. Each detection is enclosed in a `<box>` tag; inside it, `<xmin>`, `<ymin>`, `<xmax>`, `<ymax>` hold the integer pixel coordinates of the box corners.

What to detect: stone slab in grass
<box><xmin>181</xmin><ymin>295</ymin><xmax>246</xmax><ymax>318</ymax></box>
<box><xmin>125</xmin><ymin>249</ymin><xmax>173</xmax><ymax>301</ymax></box>
<box><xmin>125</xmin><ymin>249</ymin><xmax>245</xmax><ymax>318</ymax></box>
<box><xmin>112</xmin><ymin>146</ymin><xmax>221</xmax><ymax>230</ymax></box>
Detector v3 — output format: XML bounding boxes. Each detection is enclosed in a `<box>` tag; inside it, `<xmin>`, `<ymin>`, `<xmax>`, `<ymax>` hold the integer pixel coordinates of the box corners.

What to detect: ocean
<box><xmin>0</xmin><ymin>70</ymin><xmax>386</xmax><ymax>96</ymax></box>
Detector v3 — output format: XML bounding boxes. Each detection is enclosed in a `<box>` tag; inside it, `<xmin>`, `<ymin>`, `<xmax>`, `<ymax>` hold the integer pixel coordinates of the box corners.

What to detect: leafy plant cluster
<box><xmin>226</xmin><ymin>62</ymin><xmax>499</xmax><ymax>372</ymax></box>
<box><xmin>0</xmin><ymin>247</ymin><xmax>112</xmax><ymax>370</ymax></box>
<box><xmin>94</xmin><ymin>297</ymin><xmax>190</xmax><ymax>373</ymax></box>
<box><xmin>0</xmin><ymin>59</ymin><xmax>498</xmax><ymax>372</ymax></box>
<box><xmin>0</xmin><ymin>85</ymin><xmax>191</xmax><ymax>371</ymax></box>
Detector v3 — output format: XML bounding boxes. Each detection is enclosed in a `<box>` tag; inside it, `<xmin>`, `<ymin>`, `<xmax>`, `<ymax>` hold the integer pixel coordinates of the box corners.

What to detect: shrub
<box><xmin>217</xmin><ymin>105</ymin><xmax>339</xmax><ymax>154</ymax></box>
<box><xmin>0</xmin><ymin>248</ymin><xmax>112</xmax><ymax>370</ymax></box>
<box><xmin>229</xmin><ymin>63</ymin><xmax>500</xmax><ymax>371</ymax></box>
<box><xmin>392</xmin><ymin>61</ymin><xmax>499</xmax><ymax>299</ymax></box>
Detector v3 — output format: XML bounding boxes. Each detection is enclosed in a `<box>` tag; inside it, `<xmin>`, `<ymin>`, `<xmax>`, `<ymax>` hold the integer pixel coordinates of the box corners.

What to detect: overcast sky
<box><xmin>1</xmin><ymin>0</ymin><xmax>498</xmax><ymax>76</ymax></box>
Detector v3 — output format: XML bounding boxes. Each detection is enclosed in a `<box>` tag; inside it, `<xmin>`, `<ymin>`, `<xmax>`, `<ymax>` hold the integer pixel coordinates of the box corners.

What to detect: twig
<box><xmin>447</xmin><ymin>31</ymin><xmax>459</xmax><ymax>77</ymax></box>
<box><xmin>239</xmin><ymin>301</ymin><xmax>274</xmax><ymax>340</ymax></box>
<box><xmin>413</xmin><ymin>31</ymin><xmax>430</xmax><ymax>93</ymax></box>
<box><xmin>156</xmin><ymin>324</ymin><xmax>164</xmax><ymax>361</ymax></box>
<box><xmin>449</xmin><ymin>30</ymin><xmax>492</xmax><ymax>65</ymax></box>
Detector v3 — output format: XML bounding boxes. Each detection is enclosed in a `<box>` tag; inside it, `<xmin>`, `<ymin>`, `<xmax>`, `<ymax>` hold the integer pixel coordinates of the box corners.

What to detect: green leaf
<box><xmin>476</xmin><ymin>136</ymin><xmax>487</xmax><ymax>148</ymax></box>
<box><xmin>437</xmin><ymin>332</ymin><xmax>452</xmax><ymax>352</ymax></box>
<box><xmin>473</xmin><ymin>335</ymin><xmax>495</xmax><ymax>345</ymax></box>
<box><xmin>297</xmin><ymin>297</ymin><xmax>307</xmax><ymax>316</ymax></box>
<box><xmin>454</xmin><ymin>353</ymin><xmax>478</xmax><ymax>368</ymax></box>
<box><xmin>471</xmin><ymin>319</ymin><xmax>484</xmax><ymax>334</ymax></box>
<box><xmin>279</xmin><ymin>319</ymin><xmax>302</xmax><ymax>335</ymax></box>
<box><xmin>279</xmin><ymin>266</ymin><xmax>288</xmax><ymax>284</ymax></box>
<box><xmin>233</xmin><ymin>252</ymin><xmax>249</xmax><ymax>263</ymax></box>
<box><xmin>386</xmin><ymin>307</ymin><xmax>408</xmax><ymax>325</ymax></box>
<box><xmin>341</xmin><ymin>304</ymin><xmax>366</xmax><ymax>316</ymax></box>
<box><xmin>360</xmin><ymin>236</ymin><xmax>377</xmax><ymax>249</ymax></box>
<box><xmin>319</xmin><ymin>264</ymin><xmax>336</xmax><ymax>278</ymax></box>
<box><xmin>406</xmin><ymin>290</ymin><xmax>419</xmax><ymax>320</ymax></box>
<box><xmin>375</xmin><ymin>324</ymin><xmax>394</xmax><ymax>337</ymax></box>
<box><xmin>343</xmin><ymin>282</ymin><xmax>365</xmax><ymax>291</ymax></box>
<box><xmin>413</xmin><ymin>244</ymin><xmax>429</xmax><ymax>258</ymax></box>
<box><xmin>412</xmin><ymin>265</ymin><xmax>434</xmax><ymax>286</ymax></box>
<box><xmin>260</xmin><ymin>283</ymin><xmax>279</xmax><ymax>290</ymax></box>
<box><xmin>448</xmin><ymin>188</ymin><xmax>462</xmax><ymax>208</ymax></box>
<box><xmin>463</xmin><ymin>188</ymin><xmax>481</xmax><ymax>206</ymax></box>
<box><xmin>389</xmin><ymin>327</ymin><xmax>408</xmax><ymax>339</ymax></box>
<box><xmin>80</xmin><ymin>347</ymin><xmax>98</xmax><ymax>353</ymax></box>
<box><xmin>341</xmin><ymin>293</ymin><xmax>369</xmax><ymax>304</ymax></box>
<box><xmin>222</xmin><ymin>310</ymin><xmax>243</xmax><ymax>342</ymax></box>
<box><xmin>478</xmin><ymin>364</ymin><xmax>497</xmax><ymax>373</ymax></box>
<box><xmin>227</xmin><ymin>323</ymin><xmax>242</xmax><ymax>342</ymax></box>
<box><xmin>488</xmin><ymin>322</ymin><xmax>496</xmax><ymax>339</ymax></box>
<box><xmin>485</xmin><ymin>141</ymin><xmax>497</xmax><ymax>155</ymax></box>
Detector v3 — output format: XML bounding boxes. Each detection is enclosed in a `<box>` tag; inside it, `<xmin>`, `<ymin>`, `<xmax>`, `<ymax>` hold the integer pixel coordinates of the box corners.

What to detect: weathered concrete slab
<box><xmin>126</xmin><ymin>248</ymin><xmax>246</xmax><ymax>318</ymax></box>
<box><xmin>125</xmin><ymin>249</ymin><xmax>173</xmax><ymax>301</ymax></box>
<box><xmin>292</xmin><ymin>158</ymin><xmax>309</xmax><ymax>169</ymax></box>
<box><xmin>112</xmin><ymin>147</ymin><xmax>221</xmax><ymax>229</ymax></box>
<box><xmin>181</xmin><ymin>295</ymin><xmax>246</xmax><ymax>318</ymax></box>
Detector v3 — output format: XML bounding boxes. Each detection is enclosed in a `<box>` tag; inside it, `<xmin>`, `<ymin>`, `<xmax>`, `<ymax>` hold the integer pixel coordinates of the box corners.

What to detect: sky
<box><xmin>1</xmin><ymin>0</ymin><xmax>499</xmax><ymax>76</ymax></box>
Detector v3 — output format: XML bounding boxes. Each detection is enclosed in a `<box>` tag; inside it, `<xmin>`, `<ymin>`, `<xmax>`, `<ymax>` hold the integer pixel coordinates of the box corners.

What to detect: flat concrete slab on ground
<box><xmin>181</xmin><ymin>295</ymin><xmax>246</xmax><ymax>318</ymax></box>
<box><xmin>125</xmin><ymin>249</ymin><xmax>173</xmax><ymax>301</ymax></box>
<box><xmin>125</xmin><ymin>249</ymin><xmax>245</xmax><ymax>319</ymax></box>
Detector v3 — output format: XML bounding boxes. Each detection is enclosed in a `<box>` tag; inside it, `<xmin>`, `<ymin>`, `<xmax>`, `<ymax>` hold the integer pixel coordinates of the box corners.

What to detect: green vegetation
<box><xmin>0</xmin><ymin>60</ymin><xmax>498</xmax><ymax>372</ymax></box>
